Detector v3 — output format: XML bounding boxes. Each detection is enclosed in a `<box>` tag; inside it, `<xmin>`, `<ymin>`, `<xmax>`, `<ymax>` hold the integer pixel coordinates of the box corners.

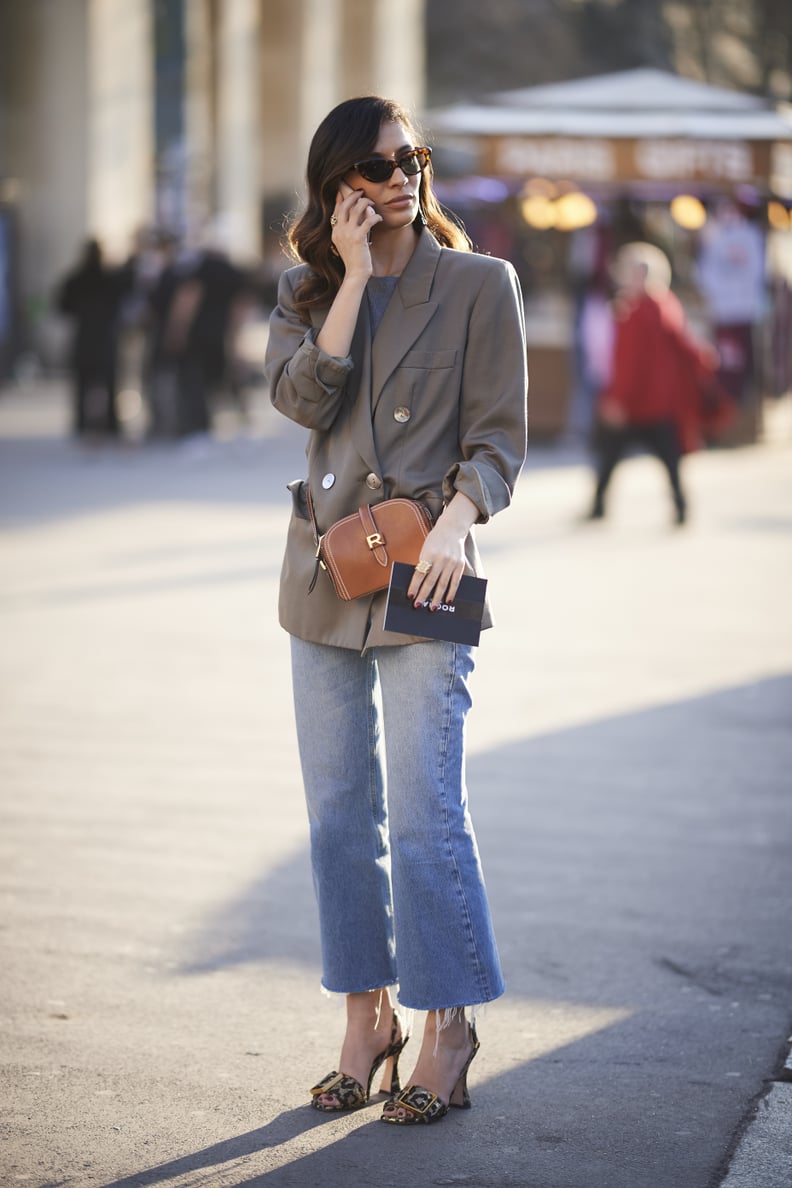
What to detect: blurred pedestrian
<box><xmin>167</xmin><ymin>229</ymin><xmax>251</xmax><ymax>440</ymax></box>
<box><xmin>116</xmin><ymin>227</ymin><xmax>164</xmax><ymax>406</ymax></box>
<box><xmin>569</xmin><ymin>273</ymin><xmax>615</xmax><ymax>441</ymax></box>
<box><xmin>142</xmin><ymin>231</ymin><xmax>185</xmax><ymax>438</ymax></box>
<box><xmin>586</xmin><ymin>242</ymin><xmax>730</xmax><ymax>526</ymax></box>
<box><xmin>566</xmin><ymin>221</ymin><xmax>613</xmax><ymax>441</ymax></box>
<box><xmin>55</xmin><ymin>238</ymin><xmax>132</xmax><ymax>437</ymax></box>
<box><xmin>264</xmin><ymin>96</ymin><xmax>527</xmax><ymax>1125</ymax></box>
<box><xmin>695</xmin><ymin>199</ymin><xmax>765</xmax><ymax>406</ymax></box>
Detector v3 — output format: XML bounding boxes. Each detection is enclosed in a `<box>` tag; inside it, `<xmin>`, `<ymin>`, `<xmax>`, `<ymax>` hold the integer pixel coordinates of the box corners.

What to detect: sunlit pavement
<box><xmin>1</xmin><ymin>379</ymin><xmax>791</xmax><ymax>1188</ymax></box>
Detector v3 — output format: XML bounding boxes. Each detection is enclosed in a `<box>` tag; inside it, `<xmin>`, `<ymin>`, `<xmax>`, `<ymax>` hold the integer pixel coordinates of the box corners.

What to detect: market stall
<box><xmin>426</xmin><ymin>69</ymin><xmax>792</xmax><ymax>439</ymax></box>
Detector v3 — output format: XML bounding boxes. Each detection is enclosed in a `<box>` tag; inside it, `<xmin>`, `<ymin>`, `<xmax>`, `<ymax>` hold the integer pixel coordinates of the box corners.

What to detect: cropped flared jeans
<box><xmin>290</xmin><ymin>636</ymin><xmax>505</xmax><ymax>1011</ymax></box>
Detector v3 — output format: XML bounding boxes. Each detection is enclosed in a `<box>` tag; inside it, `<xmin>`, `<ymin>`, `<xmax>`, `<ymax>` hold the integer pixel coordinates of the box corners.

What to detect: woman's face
<box><xmin>343</xmin><ymin>121</ymin><xmax>422</xmax><ymax>230</ymax></box>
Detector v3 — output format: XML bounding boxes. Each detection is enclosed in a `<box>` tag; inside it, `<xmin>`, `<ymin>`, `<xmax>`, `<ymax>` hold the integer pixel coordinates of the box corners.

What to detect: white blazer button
<box><xmin>321</xmin><ymin>473</ymin><xmax>335</xmax><ymax>489</ymax></box>
<box><xmin>365</xmin><ymin>473</ymin><xmax>383</xmax><ymax>490</ymax></box>
<box><xmin>394</xmin><ymin>406</ymin><xmax>411</xmax><ymax>423</ymax></box>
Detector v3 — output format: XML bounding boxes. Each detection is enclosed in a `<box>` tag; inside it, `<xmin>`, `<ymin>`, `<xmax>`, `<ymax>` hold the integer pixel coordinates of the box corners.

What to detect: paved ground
<box><xmin>1</xmin><ymin>380</ymin><xmax>791</xmax><ymax>1188</ymax></box>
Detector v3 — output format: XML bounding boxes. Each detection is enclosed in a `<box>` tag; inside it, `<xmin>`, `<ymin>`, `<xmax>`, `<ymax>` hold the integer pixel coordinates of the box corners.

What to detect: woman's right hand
<box><xmin>316</xmin><ymin>186</ymin><xmax>382</xmax><ymax>358</ymax></box>
<box><xmin>330</xmin><ymin>186</ymin><xmax>382</xmax><ymax>279</ymax></box>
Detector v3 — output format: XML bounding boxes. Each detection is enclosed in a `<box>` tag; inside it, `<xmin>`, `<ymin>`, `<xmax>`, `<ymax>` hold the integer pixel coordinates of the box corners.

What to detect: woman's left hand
<box><xmin>407</xmin><ymin>492</ymin><xmax>479</xmax><ymax>609</ymax></box>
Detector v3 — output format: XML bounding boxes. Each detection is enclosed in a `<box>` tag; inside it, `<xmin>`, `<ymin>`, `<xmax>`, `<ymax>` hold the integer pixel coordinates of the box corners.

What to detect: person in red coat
<box><xmin>587</xmin><ymin>242</ymin><xmax>729</xmax><ymax>525</ymax></box>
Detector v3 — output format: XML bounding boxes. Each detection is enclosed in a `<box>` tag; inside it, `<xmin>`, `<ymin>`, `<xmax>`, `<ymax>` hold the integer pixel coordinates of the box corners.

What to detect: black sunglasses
<box><xmin>350</xmin><ymin>146</ymin><xmax>432</xmax><ymax>184</ymax></box>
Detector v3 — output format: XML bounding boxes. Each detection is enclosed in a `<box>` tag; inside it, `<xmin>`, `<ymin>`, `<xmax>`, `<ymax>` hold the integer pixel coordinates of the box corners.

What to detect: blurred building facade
<box><xmin>0</xmin><ymin>0</ymin><xmax>425</xmax><ymax>372</ymax></box>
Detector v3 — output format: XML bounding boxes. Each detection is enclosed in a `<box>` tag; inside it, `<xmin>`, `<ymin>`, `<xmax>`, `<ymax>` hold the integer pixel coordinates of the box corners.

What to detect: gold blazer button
<box><xmin>393</xmin><ymin>406</ymin><xmax>411</xmax><ymax>423</ymax></box>
<box><xmin>365</xmin><ymin>473</ymin><xmax>383</xmax><ymax>490</ymax></box>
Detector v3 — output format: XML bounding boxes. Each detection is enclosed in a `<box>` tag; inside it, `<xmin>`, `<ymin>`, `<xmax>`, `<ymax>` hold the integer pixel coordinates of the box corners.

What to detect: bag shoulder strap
<box><xmin>305</xmin><ymin>484</ymin><xmax>320</xmax><ymax>547</ymax></box>
<box><xmin>304</xmin><ymin>485</ymin><xmax>322</xmax><ymax>594</ymax></box>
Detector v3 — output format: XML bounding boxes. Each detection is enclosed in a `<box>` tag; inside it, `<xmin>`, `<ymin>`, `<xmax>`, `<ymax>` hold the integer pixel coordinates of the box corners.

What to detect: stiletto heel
<box><xmin>310</xmin><ymin>1012</ymin><xmax>408</xmax><ymax>1111</ymax></box>
<box><xmin>381</xmin><ymin>1023</ymin><xmax>480</xmax><ymax>1125</ymax></box>
<box><xmin>448</xmin><ymin>1032</ymin><xmax>478</xmax><ymax>1109</ymax></box>
<box><xmin>380</xmin><ymin>1048</ymin><xmax>403</xmax><ymax>1097</ymax></box>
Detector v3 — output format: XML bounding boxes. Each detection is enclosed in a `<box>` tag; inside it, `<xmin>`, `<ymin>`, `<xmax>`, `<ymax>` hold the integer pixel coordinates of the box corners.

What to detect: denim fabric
<box><xmin>290</xmin><ymin>636</ymin><xmax>505</xmax><ymax>1011</ymax></box>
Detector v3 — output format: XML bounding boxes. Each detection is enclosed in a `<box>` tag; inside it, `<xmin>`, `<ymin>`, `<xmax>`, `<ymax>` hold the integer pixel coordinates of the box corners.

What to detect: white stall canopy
<box><xmin>425</xmin><ymin>69</ymin><xmax>792</xmax><ymax>193</ymax></box>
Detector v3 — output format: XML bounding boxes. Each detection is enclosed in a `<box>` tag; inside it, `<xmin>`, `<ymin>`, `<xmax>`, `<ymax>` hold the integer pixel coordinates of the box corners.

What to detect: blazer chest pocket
<box><xmin>400</xmin><ymin>349</ymin><xmax>457</xmax><ymax>370</ymax></box>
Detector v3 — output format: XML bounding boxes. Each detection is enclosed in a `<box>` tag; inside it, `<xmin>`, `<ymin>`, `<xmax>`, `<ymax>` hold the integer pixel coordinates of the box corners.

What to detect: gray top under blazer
<box><xmin>264</xmin><ymin>228</ymin><xmax>529</xmax><ymax>652</ymax></box>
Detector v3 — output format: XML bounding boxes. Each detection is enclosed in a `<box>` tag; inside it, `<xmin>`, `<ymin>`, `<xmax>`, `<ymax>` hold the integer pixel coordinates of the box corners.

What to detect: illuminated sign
<box><xmin>496</xmin><ymin>138</ymin><xmax>615</xmax><ymax>180</ymax></box>
<box><xmin>489</xmin><ymin>136</ymin><xmax>769</xmax><ymax>183</ymax></box>
<box><xmin>635</xmin><ymin>140</ymin><xmax>753</xmax><ymax>180</ymax></box>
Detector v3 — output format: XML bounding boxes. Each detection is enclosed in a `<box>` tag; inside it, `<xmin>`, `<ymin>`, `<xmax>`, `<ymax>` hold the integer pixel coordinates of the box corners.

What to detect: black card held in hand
<box><xmin>384</xmin><ymin>562</ymin><xmax>488</xmax><ymax>646</ymax></box>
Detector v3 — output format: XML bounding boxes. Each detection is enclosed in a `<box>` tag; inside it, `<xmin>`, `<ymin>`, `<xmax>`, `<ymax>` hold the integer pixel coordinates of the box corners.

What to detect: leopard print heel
<box><xmin>309</xmin><ymin>1013</ymin><xmax>408</xmax><ymax>1111</ymax></box>
<box><xmin>380</xmin><ymin>1023</ymin><xmax>480</xmax><ymax>1126</ymax></box>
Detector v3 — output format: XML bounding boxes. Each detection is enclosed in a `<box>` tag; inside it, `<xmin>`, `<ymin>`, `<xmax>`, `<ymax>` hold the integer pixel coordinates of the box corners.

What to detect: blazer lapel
<box><xmin>371</xmin><ymin>230</ymin><xmax>441</xmax><ymax>409</ymax></box>
<box><xmin>348</xmin><ymin>299</ymin><xmax>381</xmax><ymax>473</ymax></box>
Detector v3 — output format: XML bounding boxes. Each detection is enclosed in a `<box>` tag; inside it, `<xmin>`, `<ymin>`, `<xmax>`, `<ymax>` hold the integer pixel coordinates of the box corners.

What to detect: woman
<box><xmin>264</xmin><ymin>97</ymin><xmax>527</xmax><ymax>1126</ymax></box>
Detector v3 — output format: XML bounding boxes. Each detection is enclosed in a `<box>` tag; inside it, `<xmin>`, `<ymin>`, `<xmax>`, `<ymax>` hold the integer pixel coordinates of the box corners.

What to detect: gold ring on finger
<box><xmin>415</xmin><ymin>560</ymin><xmax>433</xmax><ymax>575</ymax></box>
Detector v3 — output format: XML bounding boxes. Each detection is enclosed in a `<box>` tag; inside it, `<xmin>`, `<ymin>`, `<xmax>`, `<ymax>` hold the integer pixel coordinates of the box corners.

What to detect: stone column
<box><xmin>1</xmin><ymin>0</ymin><xmax>91</xmax><ymax>323</ymax></box>
<box><xmin>341</xmin><ymin>0</ymin><xmax>425</xmax><ymax>111</ymax></box>
<box><xmin>184</xmin><ymin>0</ymin><xmax>216</xmax><ymax>240</ymax></box>
<box><xmin>87</xmin><ymin>0</ymin><xmax>154</xmax><ymax>259</ymax></box>
<box><xmin>258</xmin><ymin>0</ymin><xmax>341</xmax><ymax>202</ymax></box>
<box><xmin>215</xmin><ymin>0</ymin><xmax>261</xmax><ymax>257</ymax></box>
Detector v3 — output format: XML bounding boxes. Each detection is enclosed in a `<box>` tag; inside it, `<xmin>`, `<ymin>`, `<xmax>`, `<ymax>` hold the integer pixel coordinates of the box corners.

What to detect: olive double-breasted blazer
<box><xmin>264</xmin><ymin>229</ymin><xmax>528</xmax><ymax>651</ymax></box>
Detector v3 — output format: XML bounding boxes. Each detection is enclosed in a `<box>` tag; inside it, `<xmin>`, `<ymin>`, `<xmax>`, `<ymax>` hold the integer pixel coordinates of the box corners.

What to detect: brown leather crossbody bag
<box><xmin>306</xmin><ymin>488</ymin><xmax>432</xmax><ymax>601</ymax></box>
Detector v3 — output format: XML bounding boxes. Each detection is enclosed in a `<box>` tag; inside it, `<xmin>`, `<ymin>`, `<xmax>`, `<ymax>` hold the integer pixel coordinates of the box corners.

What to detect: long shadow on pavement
<box><xmin>115</xmin><ymin>672</ymin><xmax>792</xmax><ymax>1188</ymax></box>
<box><xmin>94</xmin><ymin>1104</ymin><xmax>333</xmax><ymax>1188</ymax></box>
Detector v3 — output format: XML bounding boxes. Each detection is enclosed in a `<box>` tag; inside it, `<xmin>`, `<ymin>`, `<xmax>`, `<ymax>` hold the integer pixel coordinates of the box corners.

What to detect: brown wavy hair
<box><xmin>286</xmin><ymin>96</ymin><xmax>471</xmax><ymax>318</ymax></box>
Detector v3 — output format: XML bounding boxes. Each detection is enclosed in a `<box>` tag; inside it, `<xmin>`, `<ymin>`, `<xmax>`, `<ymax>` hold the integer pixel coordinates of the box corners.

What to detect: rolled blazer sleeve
<box><xmin>442</xmin><ymin>259</ymin><xmax>528</xmax><ymax>521</ymax></box>
<box><xmin>264</xmin><ymin>268</ymin><xmax>353</xmax><ymax>431</ymax></box>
